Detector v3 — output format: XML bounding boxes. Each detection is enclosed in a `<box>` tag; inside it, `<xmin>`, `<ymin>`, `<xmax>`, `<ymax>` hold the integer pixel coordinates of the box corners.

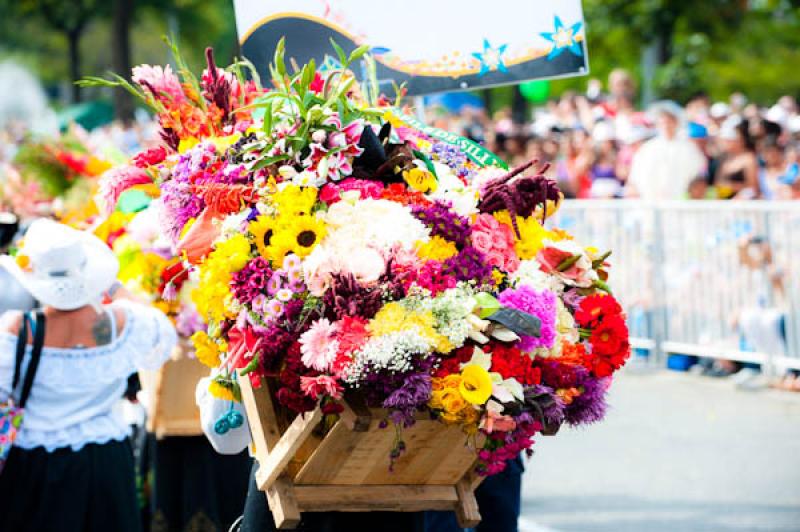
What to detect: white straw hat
<box><xmin>0</xmin><ymin>219</ymin><xmax>119</xmax><ymax>310</ymax></box>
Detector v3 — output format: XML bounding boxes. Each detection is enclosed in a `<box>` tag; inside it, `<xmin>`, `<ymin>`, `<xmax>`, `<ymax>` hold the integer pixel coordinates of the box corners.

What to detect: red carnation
<box><xmin>575</xmin><ymin>294</ymin><xmax>622</xmax><ymax>327</ymax></box>
<box><xmin>488</xmin><ymin>343</ymin><xmax>541</xmax><ymax>386</ymax></box>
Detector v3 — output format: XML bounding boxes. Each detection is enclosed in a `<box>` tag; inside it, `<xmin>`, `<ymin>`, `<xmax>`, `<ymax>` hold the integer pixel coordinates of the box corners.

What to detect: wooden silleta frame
<box><xmin>239</xmin><ymin>376</ymin><xmax>485</xmax><ymax>529</ymax></box>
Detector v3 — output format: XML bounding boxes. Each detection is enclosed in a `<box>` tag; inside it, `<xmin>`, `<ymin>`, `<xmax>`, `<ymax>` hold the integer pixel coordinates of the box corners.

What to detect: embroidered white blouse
<box><xmin>0</xmin><ymin>301</ymin><xmax>177</xmax><ymax>452</ymax></box>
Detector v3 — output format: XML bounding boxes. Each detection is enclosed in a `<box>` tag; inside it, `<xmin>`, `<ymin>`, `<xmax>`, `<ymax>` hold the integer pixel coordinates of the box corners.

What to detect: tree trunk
<box><xmin>112</xmin><ymin>0</ymin><xmax>135</xmax><ymax>123</ymax></box>
<box><xmin>67</xmin><ymin>29</ymin><xmax>82</xmax><ymax>103</ymax></box>
<box><xmin>481</xmin><ymin>89</ymin><xmax>493</xmax><ymax>115</ymax></box>
<box><xmin>511</xmin><ymin>86</ymin><xmax>527</xmax><ymax>125</ymax></box>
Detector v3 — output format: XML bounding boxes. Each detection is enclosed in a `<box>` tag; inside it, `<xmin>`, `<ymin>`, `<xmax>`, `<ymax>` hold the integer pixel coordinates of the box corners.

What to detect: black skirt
<box><xmin>147</xmin><ymin>435</ymin><xmax>252</xmax><ymax>532</ymax></box>
<box><xmin>0</xmin><ymin>439</ymin><xmax>142</xmax><ymax>532</ymax></box>
<box><xmin>240</xmin><ymin>462</ymin><xmax>425</xmax><ymax>532</ymax></box>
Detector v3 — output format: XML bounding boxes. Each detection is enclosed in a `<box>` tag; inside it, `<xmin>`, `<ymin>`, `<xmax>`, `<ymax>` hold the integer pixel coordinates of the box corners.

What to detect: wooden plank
<box><xmin>362</xmin><ymin>419</ymin><xmax>443</xmax><ymax>484</ymax></box>
<box><xmin>256</xmin><ymin>407</ymin><xmax>322</xmax><ymax>491</ymax></box>
<box><xmin>265</xmin><ymin>477</ymin><xmax>301</xmax><ymax>529</ymax></box>
<box><xmin>239</xmin><ymin>375</ymin><xmax>282</xmax><ymax>463</ymax></box>
<box><xmin>294</xmin><ymin>485</ymin><xmax>459</xmax><ymax>512</ymax></box>
<box><xmin>424</xmin><ymin>427</ymin><xmax>480</xmax><ymax>485</ymax></box>
<box><xmin>329</xmin><ymin>419</ymin><xmax>397</xmax><ymax>484</ymax></box>
<box><xmin>293</xmin><ymin>420</ymin><xmax>363</xmax><ymax>484</ymax></box>
<box><xmin>140</xmin><ymin>345</ymin><xmax>207</xmax><ymax>437</ymax></box>
<box><xmin>240</xmin><ymin>377</ymin><xmax>301</xmax><ymax>528</ymax></box>
<box><xmin>454</xmin><ymin>476</ymin><xmax>481</xmax><ymax>528</ymax></box>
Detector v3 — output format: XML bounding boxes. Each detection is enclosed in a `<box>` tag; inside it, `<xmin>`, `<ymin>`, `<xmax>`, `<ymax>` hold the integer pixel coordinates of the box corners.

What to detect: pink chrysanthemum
<box><xmin>299</xmin><ymin>318</ymin><xmax>340</xmax><ymax>372</ymax></box>
<box><xmin>300</xmin><ymin>375</ymin><xmax>343</xmax><ymax>400</ymax></box>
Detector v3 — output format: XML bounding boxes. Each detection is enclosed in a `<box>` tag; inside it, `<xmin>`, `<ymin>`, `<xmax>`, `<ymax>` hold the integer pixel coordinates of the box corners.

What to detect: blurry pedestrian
<box><xmin>0</xmin><ymin>219</ymin><xmax>178</xmax><ymax>532</ymax></box>
<box><xmin>0</xmin><ymin>212</ymin><xmax>34</xmax><ymax>314</ymax></box>
<box><xmin>626</xmin><ymin>101</ymin><xmax>706</xmax><ymax>200</ymax></box>
<box><xmin>715</xmin><ymin>119</ymin><xmax>760</xmax><ymax>199</ymax></box>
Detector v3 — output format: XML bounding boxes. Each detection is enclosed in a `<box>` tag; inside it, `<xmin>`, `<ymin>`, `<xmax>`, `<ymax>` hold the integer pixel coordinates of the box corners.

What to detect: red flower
<box><xmin>488</xmin><ymin>343</ymin><xmax>541</xmax><ymax>385</ymax></box>
<box><xmin>434</xmin><ymin>345</ymin><xmax>473</xmax><ymax>378</ymax></box>
<box><xmin>133</xmin><ymin>146</ymin><xmax>167</xmax><ymax>168</ymax></box>
<box><xmin>589</xmin><ymin>315</ymin><xmax>628</xmax><ymax>356</ymax></box>
<box><xmin>584</xmin><ymin>315</ymin><xmax>630</xmax><ymax>377</ymax></box>
<box><xmin>575</xmin><ymin>294</ymin><xmax>622</xmax><ymax>327</ymax></box>
<box><xmin>309</xmin><ymin>72</ymin><xmax>325</xmax><ymax>94</ymax></box>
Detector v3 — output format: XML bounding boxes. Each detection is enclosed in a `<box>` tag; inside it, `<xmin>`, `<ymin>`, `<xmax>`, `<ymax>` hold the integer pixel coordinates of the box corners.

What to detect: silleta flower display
<box><xmin>93</xmin><ymin>40</ymin><xmax>630</xmax><ymax>476</ymax></box>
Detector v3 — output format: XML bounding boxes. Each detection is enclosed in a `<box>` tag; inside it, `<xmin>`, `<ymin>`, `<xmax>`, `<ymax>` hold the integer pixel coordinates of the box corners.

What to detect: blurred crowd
<box><xmin>427</xmin><ymin>69</ymin><xmax>800</xmax><ymax>201</ymax></box>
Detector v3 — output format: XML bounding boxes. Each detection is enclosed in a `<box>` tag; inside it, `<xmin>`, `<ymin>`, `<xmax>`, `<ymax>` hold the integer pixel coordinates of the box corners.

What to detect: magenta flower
<box><xmin>498</xmin><ymin>285</ymin><xmax>557</xmax><ymax>351</ymax></box>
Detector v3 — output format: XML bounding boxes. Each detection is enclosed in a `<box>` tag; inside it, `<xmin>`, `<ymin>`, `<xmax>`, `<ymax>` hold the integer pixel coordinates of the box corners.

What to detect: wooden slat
<box><xmin>239</xmin><ymin>376</ymin><xmax>282</xmax><ymax>461</ymax></box>
<box><xmin>424</xmin><ymin>427</ymin><xmax>480</xmax><ymax>485</ymax></box>
<box><xmin>266</xmin><ymin>477</ymin><xmax>301</xmax><ymax>529</ymax></box>
<box><xmin>362</xmin><ymin>419</ymin><xmax>442</xmax><ymax>484</ymax></box>
<box><xmin>140</xmin><ymin>345</ymin><xmax>207</xmax><ymax>437</ymax></box>
<box><xmin>454</xmin><ymin>477</ymin><xmax>481</xmax><ymax>528</ymax></box>
<box><xmin>256</xmin><ymin>407</ymin><xmax>322</xmax><ymax>491</ymax></box>
<box><xmin>293</xmin><ymin>420</ymin><xmax>363</xmax><ymax>484</ymax></box>
<box><xmin>294</xmin><ymin>485</ymin><xmax>459</xmax><ymax>512</ymax></box>
<box><xmin>239</xmin><ymin>377</ymin><xmax>301</xmax><ymax>528</ymax></box>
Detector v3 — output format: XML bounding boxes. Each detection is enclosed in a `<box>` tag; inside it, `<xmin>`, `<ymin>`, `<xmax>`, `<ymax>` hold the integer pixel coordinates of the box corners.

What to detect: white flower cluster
<box><xmin>341</xmin><ymin>328</ymin><xmax>432</xmax><ymax>385</ymax></box>
<box><xmin>429</xmin><ymin>285</ymin><xmax>477</xmax><ymax>348</ymax></box>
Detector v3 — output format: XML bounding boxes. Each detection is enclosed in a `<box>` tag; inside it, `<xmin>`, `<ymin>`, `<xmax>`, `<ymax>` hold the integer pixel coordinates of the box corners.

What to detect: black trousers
<box><xmin>241</xmin><ymin>462</ymin><xmax>426</xmax><ymax>532</ymax></box>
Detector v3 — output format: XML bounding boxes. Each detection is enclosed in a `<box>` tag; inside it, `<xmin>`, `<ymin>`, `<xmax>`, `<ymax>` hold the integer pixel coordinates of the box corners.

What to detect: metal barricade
<box><xmin>550</xmin><ymin>200</ymin><xmax>800</xmax><ymax>373</ymax></box>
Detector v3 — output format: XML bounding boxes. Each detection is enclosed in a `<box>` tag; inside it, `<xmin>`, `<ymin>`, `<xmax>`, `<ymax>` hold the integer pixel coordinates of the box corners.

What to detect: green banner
<box><xmin>390</xmin><ymin>109</ymin><xmax>508</xmax><ymax>170</ymax></box>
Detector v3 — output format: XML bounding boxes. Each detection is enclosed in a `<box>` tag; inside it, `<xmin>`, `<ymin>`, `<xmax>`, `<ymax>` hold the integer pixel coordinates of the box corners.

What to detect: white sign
<box><xmin>234</xmin><ymin>0</ymin><xmax>588</xmax><ymax>95</ymax></box>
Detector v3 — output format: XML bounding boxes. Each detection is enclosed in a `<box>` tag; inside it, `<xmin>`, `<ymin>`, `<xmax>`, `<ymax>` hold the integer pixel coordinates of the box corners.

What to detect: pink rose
<box><xmin>471</xmin><ymin>231</ymin><xmax>493</xmax><ymax>254</ymax></box>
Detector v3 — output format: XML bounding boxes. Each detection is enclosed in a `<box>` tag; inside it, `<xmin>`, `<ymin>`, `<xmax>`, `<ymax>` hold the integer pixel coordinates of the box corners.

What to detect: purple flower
<box><xmin>443</xmin><ymin>246</ymin><xmax>494</xmax><ymax>286</ymax></box>
<box><xmin>411</xmin><ymin>201</ymin><xmax>471</xmax><ymax>247</ymax></box>
<box><xmin>159</xmin><ymin>181</ymin><xmax>204</xmax><ymax>245</ymax></box>
<box><xmin>564</xmin><ymin>375</ymin><xmax>609</xmax><ymax>426</ymax></box>
<box><xmin>175</xmin><ymin>306</ymin><xmax>205</xmax><ymax>337</ymax></box>
<box><xmin>232</xmin><ymin>257</ymin><xmax>272</xmax><ymax>304</ymax></box>
<box><xmin>498</xmin><ymin>285</ymin><xmax>557</xmax><ymax>350</ymax></box>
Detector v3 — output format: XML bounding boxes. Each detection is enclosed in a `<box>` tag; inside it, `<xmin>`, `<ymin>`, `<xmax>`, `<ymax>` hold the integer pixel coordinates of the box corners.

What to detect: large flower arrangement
<box><xmin>95</xmin><ymin>42</ymin><xmax>630</xmax><ymax>476</ymax></box>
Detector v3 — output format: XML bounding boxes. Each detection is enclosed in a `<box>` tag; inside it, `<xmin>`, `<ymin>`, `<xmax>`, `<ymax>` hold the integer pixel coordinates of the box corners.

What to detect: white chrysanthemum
<box><xmin>510</xmin><ymin>259</ymin><xmax>565</xmax><ymax>294</ymax></box>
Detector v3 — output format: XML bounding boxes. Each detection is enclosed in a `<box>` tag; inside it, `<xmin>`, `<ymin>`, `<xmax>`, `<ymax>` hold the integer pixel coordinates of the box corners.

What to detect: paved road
<box><xmin>520</xmin><ymin>368</ymin><xmax>800</xmax><ymax>532</ymax></box>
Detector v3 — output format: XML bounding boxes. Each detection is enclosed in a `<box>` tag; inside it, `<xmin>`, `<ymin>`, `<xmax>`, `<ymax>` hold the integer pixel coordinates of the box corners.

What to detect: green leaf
<box><xmin>273</xmin><ymin>37</ymin><xmax>287</xmax><ymax>82</ymax></box>
<box><xmin>329</xmin><ymin>38</ymin><xmax>347</xmax><ymax>65</ymax></box>
<box><xmin>250</xmin><ymin>153</ymin><xmax>291</xmax><ymax>171</ymax></box>
<box><xmin>556</xmin><ymin>255</ymin><xmax>581</xmax><ymax>272</ymax></box>
<box><xmin>239</xmin><ymin>354</ymin><xmax>260</xmax><ymax>376</ymax></box>
<box><xmin>592</xmin><ymin>279</ymin><xmax>612</xmax><ymax>294</ymax></box>
<box><xmin>347</xmin><ymin>44</ymin><xmax>370</xmax><ymax>65</ymax></box>
<box><xmin>474</xmin><ymin>292</ymin><xmax>501</xmax><ymax>319</ymax></box>
<box><xmin>262</xmin><ymin>100</ymin><xmax>273</xmax><ymax>134</ymax></box>
<box><xmin>412</xmin><ymin>150</ymin><xmax>437</xmax><ymax>177</ymax></box>
<box><xmin>592</xmin><ymin>250</ymin><xmax>612</xmax><ymax>270</ymax></box>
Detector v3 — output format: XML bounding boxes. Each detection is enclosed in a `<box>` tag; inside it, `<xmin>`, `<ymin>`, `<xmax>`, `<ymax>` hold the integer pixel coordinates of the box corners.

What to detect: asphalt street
<box><xmin>520</xmin><ymin>367</ymin><xmax>800</xmax><ymax>532</ymax></box>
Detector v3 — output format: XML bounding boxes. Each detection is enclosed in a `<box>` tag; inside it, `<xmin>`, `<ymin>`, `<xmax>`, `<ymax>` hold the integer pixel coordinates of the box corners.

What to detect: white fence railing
<box><xmin>549</xmin><ymin>200</ymin><xmax>800</xmax><ymax>373</ymax></box>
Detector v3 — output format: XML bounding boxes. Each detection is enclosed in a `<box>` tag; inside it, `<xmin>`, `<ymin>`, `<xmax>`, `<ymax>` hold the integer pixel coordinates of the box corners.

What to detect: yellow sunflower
<box><xmin>249</xmin><ymin>215</ymin><xmax>278</xmax><ymax>260</ymax></box>
<box><xmin>273</xmin><ymin>215</ymin><xmax>327</xmax><ymax>258</ymax></box>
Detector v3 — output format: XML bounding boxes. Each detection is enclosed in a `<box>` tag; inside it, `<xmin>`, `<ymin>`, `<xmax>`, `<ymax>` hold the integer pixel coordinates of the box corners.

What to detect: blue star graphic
<box><xmin>540</xmin><ymin>16</ymin><xmax>583</xmax><ymax>60</ymax></box>
<box><xmin>472</xmin><ymin>39</ymin><xmax>508</xmax><ymax>77</ymax></box>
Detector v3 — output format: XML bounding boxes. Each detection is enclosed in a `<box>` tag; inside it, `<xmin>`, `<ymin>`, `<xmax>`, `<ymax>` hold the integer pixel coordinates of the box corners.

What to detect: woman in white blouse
<box><xmin>0</xmin><ymin>219</ymin><xmax>177</xmax><ymax>532</ymax></box>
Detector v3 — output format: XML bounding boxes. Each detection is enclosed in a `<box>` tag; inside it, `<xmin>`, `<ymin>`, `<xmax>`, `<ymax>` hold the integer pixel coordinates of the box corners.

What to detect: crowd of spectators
<box><xmin>426</xmin><ymin>69</ymin><xmax>800</xmax><ymax>201</ymax></box>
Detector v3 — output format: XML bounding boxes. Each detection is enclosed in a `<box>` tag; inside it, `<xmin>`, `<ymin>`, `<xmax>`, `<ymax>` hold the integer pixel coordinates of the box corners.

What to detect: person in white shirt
<box><xmin>0</xmin><ymin>219</ymin><xmax>177</xmax><ymax>532</ymax></box>
<box><xmin>626</xmin><ymin>101</ymin><xmax>707</xmax><ymax>200</ymax></box>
